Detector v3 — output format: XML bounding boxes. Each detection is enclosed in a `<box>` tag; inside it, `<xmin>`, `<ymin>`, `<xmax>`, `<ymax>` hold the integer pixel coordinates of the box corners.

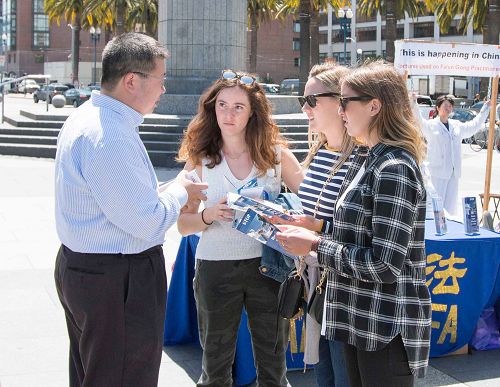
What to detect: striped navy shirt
<box><xmin>298</xmin><ymin>146</ymin><xmax>353</xmax><ymax>233</ymax></box>
<box><xmin>54</xmin><ymin>91</ymin><xmax>187</xmax><ymax>254</ymax></box>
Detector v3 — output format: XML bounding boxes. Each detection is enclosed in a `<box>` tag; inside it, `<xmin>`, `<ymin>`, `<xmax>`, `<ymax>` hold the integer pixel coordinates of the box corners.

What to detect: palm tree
<box><xmin>357</xmin><ymin>0</ymin><xmax>430</xmax><ymax>63</ymax></box>
<box><xmin>44</xmin><ymin>0</ymin><xmax>85</xmax><ymax>83</ymax></box>
<box><xmin>277</xmin><ymin>0</ymin><xmax>345</xmax><ymax>95</ymax></box>
<box><xmin>433</xmin><ymin>0</ymin><xmax>499</xmax><ymax>45</ymax></box>
<box><xmin>126</xmin><ymin>0</ymin><xmax>158</xmax><ymax>37</ymax></box>
<box><xmin>248</xmin><ymin>0</ymin><xmax>280</xmax><ymax>74</ymax></box>
<box><xmin>85</xmin><ymin>0</ymin><xmax>127</xmax><ymax>36</ymax></box>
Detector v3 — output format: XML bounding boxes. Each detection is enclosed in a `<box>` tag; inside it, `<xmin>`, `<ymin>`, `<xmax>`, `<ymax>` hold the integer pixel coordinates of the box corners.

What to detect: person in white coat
<box><xmin>415</xmin><ymin>94</ymin><xmax>490</xmax><ymax>215</ymax></box>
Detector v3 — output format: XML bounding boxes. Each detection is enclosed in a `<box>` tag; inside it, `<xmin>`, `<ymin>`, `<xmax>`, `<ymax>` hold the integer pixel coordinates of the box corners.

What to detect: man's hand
<box><xmin>176</xmin><ymin>171</ymin><xmax>208</xmax><ymax>202</ymax></box>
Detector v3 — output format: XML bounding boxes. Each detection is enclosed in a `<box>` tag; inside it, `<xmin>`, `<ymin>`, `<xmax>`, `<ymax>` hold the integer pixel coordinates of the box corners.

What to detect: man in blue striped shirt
<box><xmin>54</xmin><ymin>33</ymin><xmax>207</xmax><ymax>387</ymax></box>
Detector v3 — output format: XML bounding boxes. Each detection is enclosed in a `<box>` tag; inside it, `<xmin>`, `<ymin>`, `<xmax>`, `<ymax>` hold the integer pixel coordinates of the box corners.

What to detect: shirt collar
<box><xmin>90</xmin><ymin>91</ymin><xmax>144</xmax><ymax>131</ymax></box>
<box><xmin>365</xmin><ymin>143</ymin><xmax>390</xmax><ymax>166</ymax></box>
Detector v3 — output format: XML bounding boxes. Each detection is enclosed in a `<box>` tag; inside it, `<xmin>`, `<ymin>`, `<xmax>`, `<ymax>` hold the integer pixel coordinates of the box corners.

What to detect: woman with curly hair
<box><xmin>177</xmin><ymin>70</ymin><xmax>303</xmax><ymax>387</ymax></box>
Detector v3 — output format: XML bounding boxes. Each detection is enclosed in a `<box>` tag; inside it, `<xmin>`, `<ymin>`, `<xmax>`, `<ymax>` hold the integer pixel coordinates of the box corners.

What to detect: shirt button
<box><xmin>261</xmin><ymin>267</ymin><xmax>268</xmax><ymax>273</ymax></box>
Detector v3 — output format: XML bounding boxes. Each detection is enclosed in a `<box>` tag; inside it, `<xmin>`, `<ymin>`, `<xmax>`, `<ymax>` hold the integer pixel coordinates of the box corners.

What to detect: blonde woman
<box><xmin>271</xmin><ymin>63</ymin><xmax>366</xmax><ymax>386</ymax></box>
<box><xmin>277</xmin><ymin>61</ymin><xmax>431</xmax><ymax>386</ymax></box>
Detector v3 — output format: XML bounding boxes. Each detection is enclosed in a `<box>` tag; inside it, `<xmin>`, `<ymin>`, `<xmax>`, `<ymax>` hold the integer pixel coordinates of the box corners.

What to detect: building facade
<box><xmin>2</xmin><ymin>0</ymin><xmax>105</xmax><ymax>85</ymax></box>
<box><xmin>247</xmin><ymin>1</ymin><xmax>484</xmax><ymax>98</ymax></box>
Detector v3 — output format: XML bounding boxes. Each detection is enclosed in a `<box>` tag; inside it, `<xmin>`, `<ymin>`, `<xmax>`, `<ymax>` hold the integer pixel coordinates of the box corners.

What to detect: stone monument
<box><xmin>158</xmin><ymin>0</ymin><xmax>246</xmax><ymax>94</ymax></box>
<box><xmin>156</xmin><ymin>0</ymin><xmax>300</xmax><ymax>115</ymax></box>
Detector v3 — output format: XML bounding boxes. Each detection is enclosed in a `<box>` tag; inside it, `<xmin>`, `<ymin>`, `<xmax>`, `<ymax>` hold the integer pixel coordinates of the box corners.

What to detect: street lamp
<box><xmin>356</xmin><ymin>48</ymin><xmax>363</xmax><ymax>64</ymax></box>
<box><xmin>337</xmin><ymin>8</ymin><xmax>353</xmax><ymax>65</ymax></box>
<box><xmin>89</xmin><ymin>26</ymin><xmax>101</xmax><ymax>85</ymax></box>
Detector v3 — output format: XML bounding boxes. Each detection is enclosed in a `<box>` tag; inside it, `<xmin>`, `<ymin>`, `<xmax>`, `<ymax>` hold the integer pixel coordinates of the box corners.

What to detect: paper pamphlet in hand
<box><xmin>234</xmin><ymin>208</ymin><xmax>297</xmax><ymax>259</ymax></box>
<box><xmin>226</xmin><ymin>192</ymin><xmax>296</xmax><ymax>220</ymax></box>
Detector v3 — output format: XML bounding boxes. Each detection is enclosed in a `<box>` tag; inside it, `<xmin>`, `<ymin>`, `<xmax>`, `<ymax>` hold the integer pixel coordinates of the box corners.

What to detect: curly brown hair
<box><xmin>177</xmin><ymin>74</ymin><xmax>287</xmax><ymax>175</ymax></box>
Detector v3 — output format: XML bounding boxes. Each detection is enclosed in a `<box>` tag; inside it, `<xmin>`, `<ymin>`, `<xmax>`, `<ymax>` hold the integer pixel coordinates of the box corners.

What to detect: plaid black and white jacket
<box><xmin>318</xmin><ymin>143</ymin><xmax>431</xmax><ymax>378</ymax></box>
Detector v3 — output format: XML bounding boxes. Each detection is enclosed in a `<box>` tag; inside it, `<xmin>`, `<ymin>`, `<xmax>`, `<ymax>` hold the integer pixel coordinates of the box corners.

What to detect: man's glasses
<box><xmin>298</xmin><ymin>92</ymin><xmax>340</xmax><ymax>108</ymax></box>
<box><xmin>221</xmin><ymin>70</ymin><xmax>256</xmax><ymax>85</ymax></box>
<box><xmin>339</xmin><ymin>95</ymin><xmax>373</xmax><ymax>110</ymax></box>
<box><xmin>132</xmin><ymin>71</ymin><xmax>166</xmax><ymax>82</ymax></box>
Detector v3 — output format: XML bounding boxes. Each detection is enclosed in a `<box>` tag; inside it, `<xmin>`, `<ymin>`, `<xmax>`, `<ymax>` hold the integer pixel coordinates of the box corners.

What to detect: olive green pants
<box><xmin>194</xmin><ymin>257</ymin><xmax>289</xmax><ymax>387</ymax></box>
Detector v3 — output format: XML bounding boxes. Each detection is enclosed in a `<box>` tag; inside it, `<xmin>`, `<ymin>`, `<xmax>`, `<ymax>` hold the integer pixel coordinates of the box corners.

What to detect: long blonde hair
<box><xmin>302</xmin><ymin>63</ymin><xmax>354</xmax><ymax>168</ymax></box>
<box><xmin>342</xmin><ymin>61</ymin><xmax>426</xmax><ymax>164</ymax></box>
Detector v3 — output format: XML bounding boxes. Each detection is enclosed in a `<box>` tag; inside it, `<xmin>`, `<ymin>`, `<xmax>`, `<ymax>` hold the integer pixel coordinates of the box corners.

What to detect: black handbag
<box><xmin>307</xmin><ymin>268</ymin><xmax>328</xmax><ymax>324</ymax></box>
<box><xmin>277</xmin><ymin>270</ymin><xmax>305</xmax><ymax>319</ymax></box>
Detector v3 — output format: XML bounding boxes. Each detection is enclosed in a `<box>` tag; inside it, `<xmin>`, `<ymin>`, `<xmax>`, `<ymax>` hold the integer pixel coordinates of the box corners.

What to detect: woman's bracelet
<box><xmin>311</xmin><ymin>236</ymin><xmax>322</xmax><ymax>253</ymax></box>
<box><xmin>201</xmin><ymin>208</ymin><xmax>213</xmax><ymax>226</ymax></box>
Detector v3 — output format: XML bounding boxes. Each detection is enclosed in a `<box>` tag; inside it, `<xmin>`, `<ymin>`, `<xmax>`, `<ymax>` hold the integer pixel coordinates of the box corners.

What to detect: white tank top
<box><xmin>196</xmin><ymin>148</ymin><xmax>282</xmax><ymax>261</ymax></box>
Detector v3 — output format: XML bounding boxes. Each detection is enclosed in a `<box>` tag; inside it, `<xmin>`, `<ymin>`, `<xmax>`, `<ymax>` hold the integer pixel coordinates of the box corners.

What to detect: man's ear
<box><xmin>122</xmin><ymin>72</ymin><xmax>137</xmax><ymax>92</ymax></box>
<box><xmin>369</xmin><ymin>98</ymin><xmax>382</xmax><ymax>116</ymax></box>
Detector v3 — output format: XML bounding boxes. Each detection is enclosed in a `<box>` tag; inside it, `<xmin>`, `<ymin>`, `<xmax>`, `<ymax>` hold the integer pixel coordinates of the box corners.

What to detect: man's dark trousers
<box><xmin>54</xmin><ymin>244</ymin><xmax>167</xmax><ymax>387</ymax></box>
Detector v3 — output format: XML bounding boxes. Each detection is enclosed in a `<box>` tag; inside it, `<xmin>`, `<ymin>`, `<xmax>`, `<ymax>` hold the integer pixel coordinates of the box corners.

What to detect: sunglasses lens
<box><xmin>306</xmin><ymin>96</ymin><xmax>316</xmax><ymax>108</ymax></box>
<box><xmin>222</xmin><ymin>71</ymin><xmax>237</xmax><ymax>80</ymax></box>
<box><xmin>298</xmin><ymin>97</ymin><xmax>306</xmax><ymax>107</ymax></box>
<box><xmin>240</xmin><ymin>75</ymin><xmax>254</xmax><ymax>85</ymax></box>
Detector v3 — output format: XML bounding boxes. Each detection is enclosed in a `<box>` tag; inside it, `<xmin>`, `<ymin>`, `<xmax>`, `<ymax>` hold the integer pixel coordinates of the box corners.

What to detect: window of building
<box><xmin>413</xmin><ymin>22</ymin><xmax>434</xmax><ymax>38</ymax></box>
<box><xmin>356</xmin><ymin>12</ymin><xmax>377</xmax><ymax>23</ymax></box>
<box><xmin>333</xmin><ymin>52</ymin><xmax>351</xmax><ymax>63</ymax></box>
<box><xmin>357</xmin><ymin>27</ymin><xmax>376</xmax><ymax>42</ymax></box>
<box><xmin>319</xmin><ymin>13</ymin><xmax>328</xmax><ymax>26</ymax></box>
<box><xmin>4</xmin><ymin>0</ymin><xmax>17</xmax><ymax>50</ymax></box>
<box><xmin>293</xmin><ymin>38</ymin><xmax>300</xmax><ymax>51</ymax></box>
<box><xmin>293</xmin><ymin>21</ymin><xmax>300</xmax><ymax>33</ymax></box>
<box><xmin>441</xmin><ymin>21</ymin><xmax>463</xmax><ymax>36</ymax></box>
<box><xmin>294</xmin><ymin>57</ymin><xmax>300</xmax><ymax>67</ymax></box>
<box><xmin>33</xmin><ymin>0</ymin><xmax>49</xmax><ymax>48</ymax></box>
<box><xmin>381</xmin><ymin>26</ymin><xmax>405</xmax><ymax>40</ymax></box>
<box><xmin>319</xmin><ymin>53</ymin><xmax>327</xmax><ymax>63</ymax></box>
<box><xmin>319</xmin><ymin>31</ymin><xmax>328</xmax><ymax>45</ymax></box>
<box><xmin>361</xmin><ymin>50</ymin><xmax>377</xmax><ymax>60</ymax></box>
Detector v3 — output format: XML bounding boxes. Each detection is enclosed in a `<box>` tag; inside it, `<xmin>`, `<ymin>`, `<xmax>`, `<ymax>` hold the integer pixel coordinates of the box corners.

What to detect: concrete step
<box><xmin>0</xmin><ymin>127</ymin><xmax>60</xmax><ymax>137</ymax></box>
<box><xmin>0</xmin><ymin>134</ymin><xmax>57</xmax><ymax>145</ymax></box>
<box><xmin>0</xmin><ymin>143</ymin><xmax>57</xmax><ymax>158</ymax></box>
<box><xmin>3</xmin><ymin>115</ymin><xmax>63</xmax><ymax>128</ymax></box>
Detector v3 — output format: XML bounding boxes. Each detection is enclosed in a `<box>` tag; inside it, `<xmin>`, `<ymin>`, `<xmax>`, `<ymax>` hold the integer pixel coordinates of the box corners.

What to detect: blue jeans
<box><xmin>314</xmin><ymin>336</ymin><xmax>349</xmax><ymax>387</ymax></box>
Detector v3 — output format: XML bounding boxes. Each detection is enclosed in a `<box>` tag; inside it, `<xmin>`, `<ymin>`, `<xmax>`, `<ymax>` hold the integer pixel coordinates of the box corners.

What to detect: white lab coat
<box><xmin>415</xmin><ymin>104</ymin><xmax>490</xmax><ymax>215</ymax></box>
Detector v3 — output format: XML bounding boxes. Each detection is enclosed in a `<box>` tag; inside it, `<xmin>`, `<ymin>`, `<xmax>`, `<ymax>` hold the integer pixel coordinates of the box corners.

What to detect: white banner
<box><xmin>394</xmin><ymin>40</ymin><xmax>500</xmax><ymax>78</ymax></box>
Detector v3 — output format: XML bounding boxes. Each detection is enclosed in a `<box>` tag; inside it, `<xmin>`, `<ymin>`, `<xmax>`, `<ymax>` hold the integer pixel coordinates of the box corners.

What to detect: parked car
<box><xmin>258</xmin><ymin>83</ymin><xmax>280</xmax><ymax>94</ymax></box>
<box><xmin>449</xmin><ymin>108</ymin><xmax>477</xmax><ymax>123</ymax></box>
<box><xmin>279</xmin><ymin>78</ymin><xmax>299</xmax><ymax>95</ymax></box>
<box><xmin>17</xmin><ymin>79</ymin><xmax>40</xmax><ymax>94</ymax></box>
<box><xmin>33</xmin><ymin>83</ymin><xmax>69</xmax><ymax>103</ymax></box>
<box><xmin>64</xmin><ymin>88</ymin><xmax>92</xmax><ymax>107</ymax></box>
<box><xmin>414</xmin><ymin>95</ymin><xmax>435</xmax><ymax>119</ymax></box>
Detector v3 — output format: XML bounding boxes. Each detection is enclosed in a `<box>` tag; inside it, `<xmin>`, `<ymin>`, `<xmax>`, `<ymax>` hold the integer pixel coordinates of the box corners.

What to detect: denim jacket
<box><xmin>259</xmin><ymin>193</ymin><xmax>303</xmax><ymax>282</ymax></box>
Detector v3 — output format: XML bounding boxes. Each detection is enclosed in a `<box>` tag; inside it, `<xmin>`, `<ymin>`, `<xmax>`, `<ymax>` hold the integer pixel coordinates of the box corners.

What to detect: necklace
<box><xmin>223</xmin><ymin>149</ymin><xmax>248</xmax><ymax>160</ymax></box>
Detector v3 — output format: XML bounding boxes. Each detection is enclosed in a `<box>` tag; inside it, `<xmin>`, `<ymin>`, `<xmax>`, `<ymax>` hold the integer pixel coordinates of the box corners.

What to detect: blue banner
<box><xmin>425</xmin><ymin>220</ymin><xmax>500</xmax><ymax>357</ymax></box>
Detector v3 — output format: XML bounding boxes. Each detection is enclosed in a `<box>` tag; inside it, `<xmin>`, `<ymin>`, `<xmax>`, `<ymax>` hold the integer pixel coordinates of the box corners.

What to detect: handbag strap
<box><xmin>315</xmin><ymin>268</ymin><xmax>328</xmax><ymax>294</ymax></box>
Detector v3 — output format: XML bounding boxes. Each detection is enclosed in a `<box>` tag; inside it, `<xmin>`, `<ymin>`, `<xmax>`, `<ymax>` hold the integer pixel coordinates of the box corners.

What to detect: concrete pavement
<box><xmin>1</xmin><ymin>151</ymin><xmax>500</xmax><ymax>386</ymax></box>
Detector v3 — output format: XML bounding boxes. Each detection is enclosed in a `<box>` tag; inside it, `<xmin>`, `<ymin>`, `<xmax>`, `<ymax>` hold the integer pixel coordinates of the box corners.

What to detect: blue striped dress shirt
<box><xmin>55</xmin><ymin>91</ymin><xmax>187</xmax><ymax>254</ymax></box>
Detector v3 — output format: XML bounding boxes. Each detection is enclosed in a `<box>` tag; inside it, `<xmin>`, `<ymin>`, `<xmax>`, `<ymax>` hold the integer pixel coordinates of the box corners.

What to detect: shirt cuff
<box><xmin>160</xmin><ymin>181</ymin><xmax>188</xmax><ymax>208</ymax></box>
<box><xmin>317</xmin><ymin>239</ymin><xmax>344</xmax><ymax>270</ymax></box>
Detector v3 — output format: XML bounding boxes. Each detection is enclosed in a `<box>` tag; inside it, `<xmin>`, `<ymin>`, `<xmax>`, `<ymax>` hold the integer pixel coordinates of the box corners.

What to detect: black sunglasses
<box><xmin>298</xmin><ymin>92</ymin><xmax>340</xmax><ymax>108</ymax></box>
<box><xmin>221</xmin><ymin>70</ymin><xmax>256</xmax><ymax>85</ymax></box>
<box><xmin>339</xmin><ymin>95</ymin><xmax>374</xmax><ymax>110</ymax></box>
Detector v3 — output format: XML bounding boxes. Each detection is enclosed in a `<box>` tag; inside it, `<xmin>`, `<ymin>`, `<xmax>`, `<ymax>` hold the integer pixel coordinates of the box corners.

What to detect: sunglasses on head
<box><xmin>339</xmin><ymin>95</ymin><xmax>374</xmax><ymax>110</ymax></box>
<box><xmin>221</xmin><ymin>70</ymin><xmax>256</xmax><ymax>85</ymax></box>
<box><xmin>298</xmin><ymin>92</ymin><xmax>340</xmax><ymax>108</ymax></box>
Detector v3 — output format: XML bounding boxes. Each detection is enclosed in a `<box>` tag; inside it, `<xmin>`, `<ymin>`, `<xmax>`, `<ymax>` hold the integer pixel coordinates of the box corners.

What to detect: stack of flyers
<box><xmin>234</xmin><ymin>208</ymin><xmax>298</xmax><ymax>259</ymax></box>
<box><xmin>226</xmin><ymin>192</ymin><xmax>295</xmax><ymax>221</ymax></box>
<box><xmin>462</xmin><ymin>196</ymin><xmax>479</xmax><ymax>235</ymax></box>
